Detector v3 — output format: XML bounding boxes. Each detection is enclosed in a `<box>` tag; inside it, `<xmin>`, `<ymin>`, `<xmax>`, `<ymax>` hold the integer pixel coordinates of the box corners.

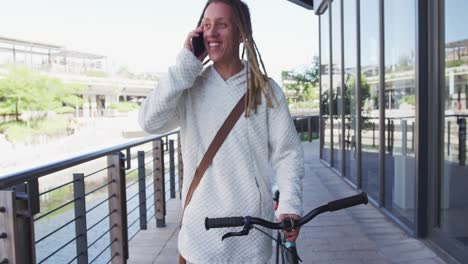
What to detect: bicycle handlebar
<box><xmin>327</xmin><ymin>192</ymin><xmax>368</xmax><ymax>212</ymax></box>
<box><xmin>205</xmin><ymin>192</ymin><xmax>368</xmax><ymax>231</ymax></box>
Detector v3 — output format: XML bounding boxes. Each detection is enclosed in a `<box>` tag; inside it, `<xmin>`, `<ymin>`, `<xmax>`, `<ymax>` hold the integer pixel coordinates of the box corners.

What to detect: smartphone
<box><xmin>192</xmin><ymin>32</ymin><xmax>206</xmax><ymax>57</ymax></box>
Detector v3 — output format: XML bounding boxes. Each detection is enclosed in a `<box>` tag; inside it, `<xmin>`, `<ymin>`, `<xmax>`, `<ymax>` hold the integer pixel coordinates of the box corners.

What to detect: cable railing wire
<box><xmin>128</xmin><ymin>228</ymin><xmax>142</xmax><ymax>242</ymax></box>
<box><xmin>145</xmin><ymin>158</ymin><xmax>158</xmax><ymax>166</ymax></box>
<box><xmin>85</xmin><ymin>180</ymin><xmax>115</xmax><ymax>196</ymax></box>
<box><xmin>125</xmin><ymin>179</ymin><xmax>139</xmax><ymax>190</ymax></box>
<box><xmin>145</xmin><ymin>181</ymin><xmax>154</xmax><ymax>190</ymax></box>
<box><xmin>87</xmin><ymin>210</ymin><xmax>117</xmax><ymax>232</ymax></box>
<box><xmin>146</xmin><ymin>202</ymin><xmax>155</xmax><ymax>211</ymax></box>
<box><xmin>86</xmin><ymin>195</ymin><xmax>115</xmax><ymax>214</ymax></box>
<box><xmin>37</xmin><ymin>235</ymin><xmax>80</xmax><ymax>264</ymax></box>
<box><xmin>147</xmin><ymin>211</ymin><xmax>155</xmax><ymax>223</ymax></box>
<box><xmin>35</xmin><ymin>216</ymin><xmax>80</xmax><ymax>244</ymax></box>
<box><xmin>84</xmin><ymin>165</ymin><xmax>115</xmax><ymax>179</ymax></box>
<box><xmin>89</xmin><ymin>238</ymin><xmax>117</xmax><ymax>264</ymax></box>
<box><xmin>35</xmin><ymin>198</ymin><xmax>80</xmax><ymax>221</ymax></box>
<box><xmin>67</xmin><ymin>252</ymin><xmax>82</xmax><ymax>264</ymax></box>
<box><xmin>107</xmin><ymin>253</ymin><xmax>118</xmax><ymax>264</ymax></box>
<box><xmin>127</xmin><ymin>216</ymin><xmax>140</xmax><ymax>231</ymax></box>
<box><xmin>146</xmin><ymin>192</ymin><xmax>155</xmax><ymax>201</ymax></box>
<box><xmin>126</xmin><ymin>203</ymin><xmax>142</xmax><ymax>217</ymax></box>
<box><xmin>126</xmin><ymin>191</ymin><xmax>140</xmax><ymax>203</ymax></box>
<box><xmin>125</xmin><ymin>166</ymin><xmax>138</xmax><ymax>174</ymax></box>
<box><xmin>87</xmin><ymin>224</ymin><xmax>117</xmax><ymax>250</ymax></box>
<box><xmin>39</xmin><ymin>179</ymin><xmax>76</xmax><ymax>197</ymax></box>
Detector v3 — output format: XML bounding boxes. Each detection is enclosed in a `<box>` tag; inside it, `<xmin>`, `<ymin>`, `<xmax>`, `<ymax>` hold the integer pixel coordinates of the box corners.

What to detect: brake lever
<box><xmin>221</xmin><ymin>216</ymin><xmax>253</xmax><ymax>241</ymax></box>
<box><xmin>221</xmin><ymin>228</ymin><xmax>250</xmax><ymax>241</ymax></box>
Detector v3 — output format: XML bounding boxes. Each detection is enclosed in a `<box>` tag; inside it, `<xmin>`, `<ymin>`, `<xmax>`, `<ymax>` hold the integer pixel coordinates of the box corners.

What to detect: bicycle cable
<box><xmin>252</xmin><ymin>226</ymin><xmax>303</xmax><ymax>262</ymax></box>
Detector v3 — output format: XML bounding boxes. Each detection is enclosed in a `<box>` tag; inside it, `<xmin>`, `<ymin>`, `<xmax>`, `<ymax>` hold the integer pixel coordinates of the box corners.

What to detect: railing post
<box><xmin>178</xmin><ymin>133</ymin><xmax>184</xmax><ymax>200</ymax></box>
<box><xmin>308</xmin><ymin>116</ymin><xmax>312</xmax><ymax>142</ymax></box>
<box><xmin>73</xmin><ymin>173</ymin><xmax>88</xmax><ymax>264</ymax></box>
<box><xmin>169</xmin><ymin>140</ymin><xmax>176</xmax><ymax>199</ymax></box>
<box><xmin>457</xmin><ymin>117</ymin><xmax>466</xmax><ymax>166</ymax></box>
<box><xmin>13</xmin><ymin>182</ymin><xmax>37</xmax><ymax>264</ymax></box>
<box><xmin>387</xmin><ymin>118</ymin><xmax>394</xmax><ymax>155</ymax></box>
<box><xmin>448</xmin><ymin>120</ymin><xmax>451</xmax><ymax>157</ymax></box>
<box><xmin>107</xmin><ymin>152</ymin><xmax>127</xmax><ymax>264</ymax></box>
<box><xmin>372</xmin><ymin>122</ymin><xmax>376</xmax><ymax>147</ymax></box>
<box><xmin>401</xmin><ymin>120</ymin><xmax>407</xmax><ymax>157</ymax></box>
<box><xmin>137</xmin><ymin>151</ymin><xmax>147</xmax><ymax>230</ymax></box>
<box><xmin>0</xmin><ymin>190</ymin><xmax>18</xmax><ymax>264</ymax></box>
<box><xmin>411</xmin><ymin>121</ymin><xmax>415</xmax><ymax>153</ymax></box>
<box><xmin>153</xmin><ymin>139</ymin><xmax>166</xmax><ymax>227</ymax></box>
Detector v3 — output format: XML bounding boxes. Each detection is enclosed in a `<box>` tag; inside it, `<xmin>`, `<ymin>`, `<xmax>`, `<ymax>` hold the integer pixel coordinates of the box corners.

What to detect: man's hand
<box><xmin>278</xmin><ymin>214</ymin><xmax>301</xmax><ymax>242</ymax></box>
<box><xmin>184</xmin><ymin>25</ymin><xmax>208</xmax><ymax>62</ymax></box>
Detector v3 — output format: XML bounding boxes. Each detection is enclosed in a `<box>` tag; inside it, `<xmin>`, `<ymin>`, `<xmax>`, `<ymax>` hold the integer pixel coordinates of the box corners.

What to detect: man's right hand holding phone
<box><xmin>185</xmin><ymin>25</ymin><xmax>208</xmax><ymax>62</ymax></box>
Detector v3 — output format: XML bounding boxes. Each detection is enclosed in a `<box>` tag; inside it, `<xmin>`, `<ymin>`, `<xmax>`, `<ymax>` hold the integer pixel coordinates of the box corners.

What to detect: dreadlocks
<box><xmin>197</xmin><ymin>0</ymin><xmax>278</xmax><ymax>117</ymax></box>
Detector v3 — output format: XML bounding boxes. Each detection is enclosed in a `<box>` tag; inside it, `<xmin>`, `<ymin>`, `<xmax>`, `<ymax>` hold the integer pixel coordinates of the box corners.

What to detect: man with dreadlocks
<box><xmin>138</xmin><ymin>0</ymin><xmax>303</xmax><ymax>263</ymax></box>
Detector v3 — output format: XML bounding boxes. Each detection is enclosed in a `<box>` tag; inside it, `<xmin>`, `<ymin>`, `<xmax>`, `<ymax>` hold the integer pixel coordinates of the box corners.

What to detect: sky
<box><xmin>0</xmin><ymin>0</ymin><xmax>319</xmax><ymax>82</ymax></box>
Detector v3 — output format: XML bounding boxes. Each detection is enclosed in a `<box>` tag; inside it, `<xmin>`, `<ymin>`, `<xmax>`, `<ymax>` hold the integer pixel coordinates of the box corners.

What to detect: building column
<box><xmin>83</xmin><ymin>95</ymin><xmax>90</xmax><ymax>118</ymax></box>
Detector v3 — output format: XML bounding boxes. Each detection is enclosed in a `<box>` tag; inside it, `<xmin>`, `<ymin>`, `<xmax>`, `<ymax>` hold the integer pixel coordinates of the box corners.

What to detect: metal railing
<box><xmin>323</xmin><ymin>114</ymin><xmax>467</xmax><ymax>166</ymax></box>
<box><xmin>0</xmin><ymin>130</ymin><xmax>183</xmax><ymax>264</ymax></box>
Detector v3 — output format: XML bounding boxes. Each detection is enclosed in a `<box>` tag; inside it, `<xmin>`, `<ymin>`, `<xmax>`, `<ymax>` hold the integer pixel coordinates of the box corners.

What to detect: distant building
<box><xmin>0</xmin><ymin>36</ymin><xmax>156</xmax><ymax>118</ymax></box>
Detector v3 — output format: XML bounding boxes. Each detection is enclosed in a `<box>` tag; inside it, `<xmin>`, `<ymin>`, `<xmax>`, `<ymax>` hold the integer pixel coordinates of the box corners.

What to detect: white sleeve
<box><xmin>138</xmin><ymin>48</ymin><xmax>203</xmax><ymax>134</ymax></box>
<box><xmin>267</xmin><ymin>80</ymin><xmax>304</xmax><ymax>216</ymax></box>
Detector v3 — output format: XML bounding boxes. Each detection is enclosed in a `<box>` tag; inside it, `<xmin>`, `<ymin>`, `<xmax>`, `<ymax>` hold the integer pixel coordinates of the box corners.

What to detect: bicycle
<box><xmin>205</xmin><ymin>192</ymin><xmax>369</xmax><ymax>264</ymax></box>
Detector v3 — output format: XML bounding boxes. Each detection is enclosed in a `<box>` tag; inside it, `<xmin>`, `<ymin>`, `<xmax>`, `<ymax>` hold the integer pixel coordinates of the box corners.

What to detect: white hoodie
<box><xmin>139</xmin><ymin>48</ymin><xmax>304</xmax><ymax>263</ymax></box>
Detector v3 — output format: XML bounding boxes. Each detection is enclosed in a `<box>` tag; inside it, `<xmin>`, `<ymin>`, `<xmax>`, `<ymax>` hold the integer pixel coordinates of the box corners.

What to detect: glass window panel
<box><xmin>321</xmin><ymin>9</ymin><xmax>331</xmax><ymax>164</ymax></box>
<box><xmin>344</xmin><ymin>0</ymin><xmax>358</xmax><ymax>184</ymax></box>
<box><xmin>360</xmin><ymin>0</ymin><xmax>380</xmax><ymax>201</ymax></box>
<box><xmin>440</xmin><ymin>0</ymin><xmax>468</xmax><ymax>249</ymax></box>
<box><xmin>384</xmin><ymin>0</ymin><xmax>416</xmax><ymax>227</ymax></box>
<box><xmin>331</xmin><ymin>0</ymin><xmax>343</xmax><ymax>171</ymax></box>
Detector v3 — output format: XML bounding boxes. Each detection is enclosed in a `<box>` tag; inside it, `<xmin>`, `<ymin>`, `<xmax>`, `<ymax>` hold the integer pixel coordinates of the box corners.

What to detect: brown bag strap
<box><xmin>179</xmin><ymin>93</ymin><xmax>246</xmax><ymax>264</ymax></box>
<box><xmin>184</xmin><ymin>92</ymin><xmax>246</xmax><ymax>209</ymax></box>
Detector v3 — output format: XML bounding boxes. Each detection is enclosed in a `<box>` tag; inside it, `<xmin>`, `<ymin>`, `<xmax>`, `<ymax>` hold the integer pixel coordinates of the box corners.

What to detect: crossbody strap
<box><xmin>179</xmin><ymin>93</ymin><xmax>246</xmax><ymax>264</ymax></box>
<box><xmin>183</xmin><ymin>92</ymin><xmax>246</xmax><ymax>209</ymax></box>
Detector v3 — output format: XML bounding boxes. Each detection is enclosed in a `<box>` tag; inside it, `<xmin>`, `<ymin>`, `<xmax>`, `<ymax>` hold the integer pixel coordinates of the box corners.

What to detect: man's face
<box><xmin>202</xmin><ymin>2</ymin><xmax>241</xmax><ymax>65</ymax></box>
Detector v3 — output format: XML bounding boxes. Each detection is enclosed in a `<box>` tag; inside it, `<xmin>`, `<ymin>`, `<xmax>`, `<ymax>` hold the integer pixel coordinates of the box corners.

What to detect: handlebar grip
<box><xmin>327</xmin><ymin>192</ymin><xmax>368</xmax><ymax>212</ymax></box>
<box><xmin>205</xmin><ymin>217</ymin><xmax>245</xmax><ymax>230</ymax></box>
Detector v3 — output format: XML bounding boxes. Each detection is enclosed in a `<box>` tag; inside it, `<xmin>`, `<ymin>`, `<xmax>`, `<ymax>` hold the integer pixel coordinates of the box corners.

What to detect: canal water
<box><xmin>35</xmin><ymin>170</ymin><xmax>176</xmax><ymax>264</ymax></box>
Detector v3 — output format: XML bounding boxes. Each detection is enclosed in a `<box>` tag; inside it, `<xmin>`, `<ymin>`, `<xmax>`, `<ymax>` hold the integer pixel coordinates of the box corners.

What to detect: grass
<box><xmin>0</xmin><ymin>116</ymin><xmax>69</xmax><ymax>143</ymax></box>
<box><xmin>299</xmin><ymin>132</ymin><xmax>318</xmax><ymax>142</ymax></box>
<box><xmin>108</xmin><ymin>102</ymin><xmax>139</xmax><ymax>112</ymax></box>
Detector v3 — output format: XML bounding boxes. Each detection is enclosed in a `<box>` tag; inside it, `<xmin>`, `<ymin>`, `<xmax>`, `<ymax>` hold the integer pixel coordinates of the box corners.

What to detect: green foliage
<box><xmin>289</xmin><ymin>100</ymin><xmax>319</xmax><ymax>109</ymax></box>
<box><xmin>321</xmin><ymin>74</ymin><xmax>371</xmax><ymax>116</ymax></box>
<box><xmin>283</xmin><ymin>56</ymin><xmax>320</xmax><ymax>103</ymax></box>
<box><xmin>1</xmin><ymin>116</ymin><xmax>69</xmax><ymax>142</ymax></box>
<box><xmin>0</xmin><ymin>66</ymin><xmax>85</xmax><ymax>118</ymax></box>
<box><xmin>54</xmin><ymin>106</ymin><xmax>75</xmax><ymax>114</ymax></box>
<box><xmin>398</xmin><ymin>94</ymin><xmax>415</xmax><ymax>106</ymax></box>
<box><xmin>108</xmin><ymin>102</ymin><xmax>139</xmax><ymax>112</ymax></box>
<box><xmin>446</xmin><ymin>59</ymin><xmax>466</xmax><ymax>68</ymax></box>
<box><xmin>61</xmin><ymin>94</ymin><xmax>84</xmax><ymax>108</ymax></box>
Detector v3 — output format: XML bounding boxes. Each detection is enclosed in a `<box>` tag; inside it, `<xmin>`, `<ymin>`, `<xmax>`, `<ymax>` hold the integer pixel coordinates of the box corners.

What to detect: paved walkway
<box><xmin>128</xmin><ymin>142</ymin><xmax>447</xmax><ymax>264</ymax></box>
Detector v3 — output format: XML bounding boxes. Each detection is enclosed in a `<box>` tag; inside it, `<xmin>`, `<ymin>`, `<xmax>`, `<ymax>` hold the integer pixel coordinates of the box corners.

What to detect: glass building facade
<box><xmin>315</xmin><ymin>0</ymin><xmax>468</xmax><ymax>263</ymax></box>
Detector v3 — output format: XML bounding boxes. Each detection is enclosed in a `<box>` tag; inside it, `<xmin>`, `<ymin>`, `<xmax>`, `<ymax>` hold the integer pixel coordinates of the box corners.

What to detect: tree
<box><xmin>0</xmin><ymin>66</ymin><xmax>85</xmax><ymax>120</ymax></box>
<box><xmin>321</xmin><ymin>74</ymin><xmax>371</xmax><ymax>117</ymax></box>
<box><xmin>282</xmin><ymin>56</ymin><xmax>320</xmax><ymax>102</ymax></box>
